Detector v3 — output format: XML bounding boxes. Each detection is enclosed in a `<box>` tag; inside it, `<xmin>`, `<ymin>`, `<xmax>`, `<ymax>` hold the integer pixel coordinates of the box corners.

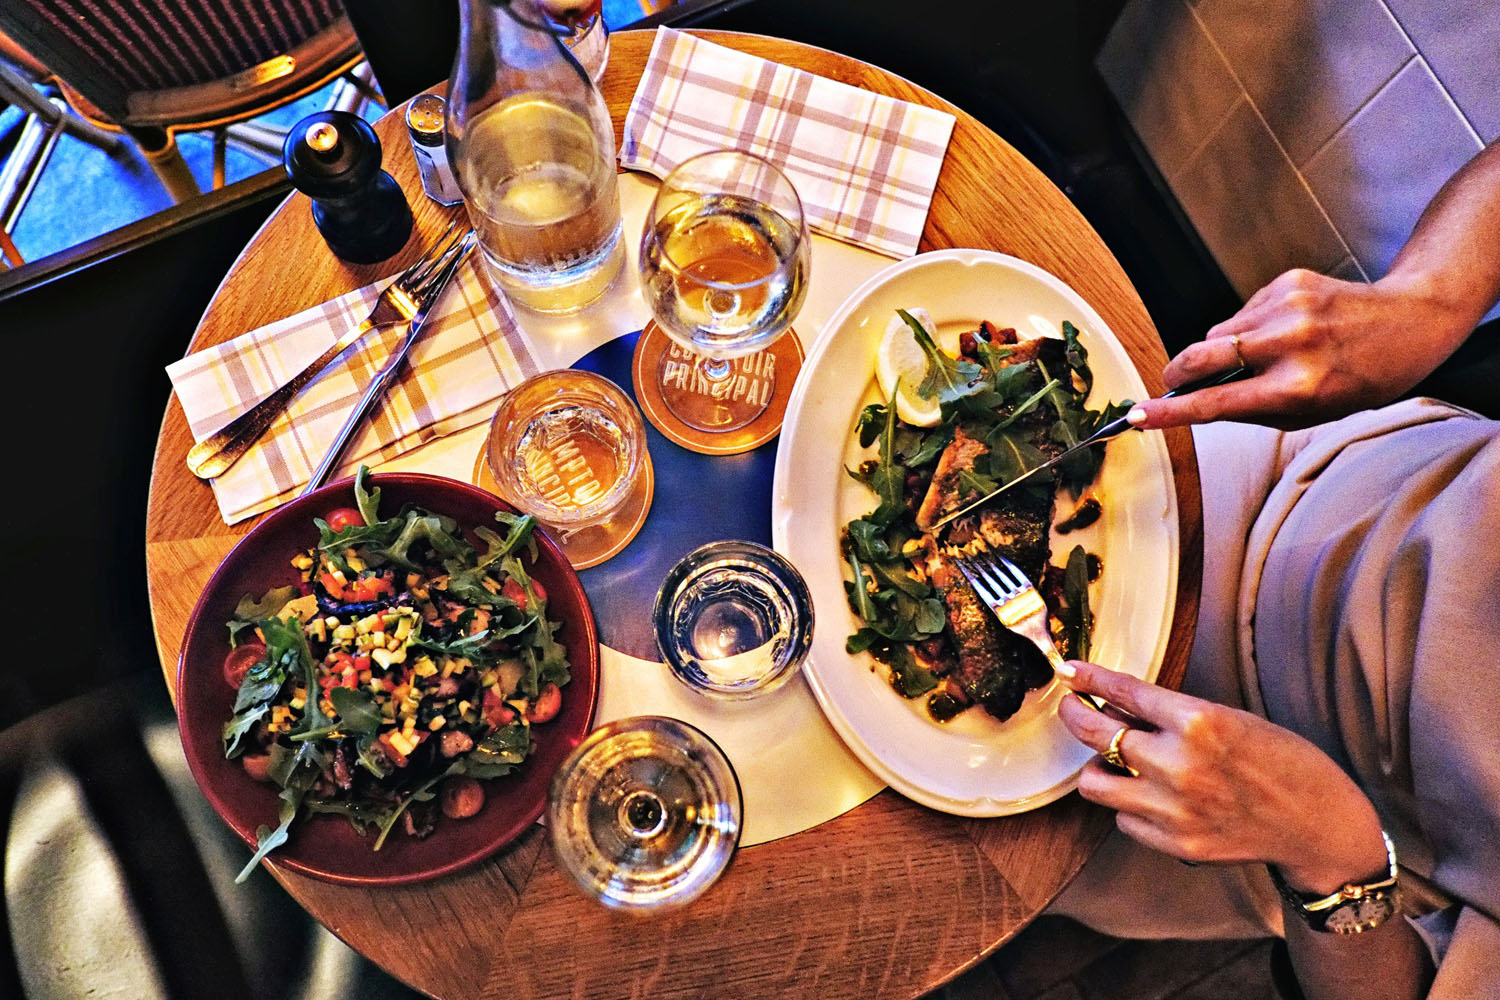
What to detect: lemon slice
<box><xmin>876</xmin><ymin>307</ymin><xmax>943</xmax><ymax>427</ymax></box>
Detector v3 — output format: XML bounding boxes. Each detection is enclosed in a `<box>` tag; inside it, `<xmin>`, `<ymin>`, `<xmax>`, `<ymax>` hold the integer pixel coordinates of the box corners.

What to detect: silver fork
<box><xmin>185</xmin><ymin>220</ymin><xmax>470</xmax><ymax>481</ymax></box>
<box><xmin>951</xmin><ymin>550</ymin><xmax>1109</xmax><ymax>713</ymax></box>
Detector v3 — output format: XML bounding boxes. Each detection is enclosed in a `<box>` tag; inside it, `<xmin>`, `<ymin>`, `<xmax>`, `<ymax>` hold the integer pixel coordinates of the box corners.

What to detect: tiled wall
<box><xmin>1097</xmin><ymin>0</ymin><xmax>1497</xmax><ymax>309</ymax></box>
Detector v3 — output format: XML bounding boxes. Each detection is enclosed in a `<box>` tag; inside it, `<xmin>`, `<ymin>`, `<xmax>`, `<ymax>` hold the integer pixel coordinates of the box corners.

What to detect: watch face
<box><xmin>1325</xmin><ymin>893</ymin><xmax>1396</xmax><ymax>934</ymax></box>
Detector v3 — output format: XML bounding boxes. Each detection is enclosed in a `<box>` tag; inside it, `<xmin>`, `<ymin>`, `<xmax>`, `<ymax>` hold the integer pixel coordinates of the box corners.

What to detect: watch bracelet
<box><xmin>1268</xmin><ymin>830</ymin><xmax>1401</xmax><ymax>934</ymax></box>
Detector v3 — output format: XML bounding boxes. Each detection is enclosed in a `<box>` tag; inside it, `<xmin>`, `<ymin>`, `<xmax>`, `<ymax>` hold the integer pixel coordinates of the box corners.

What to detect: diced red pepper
<box><xmin>482</xmin><ymin>686</ymin><xmax>516</xmax><ymax>729</ymax></box>
<box><xmin>319</xmin><ymin>571</ymin><xmax>346</xmax><ymax>600</ymax></box>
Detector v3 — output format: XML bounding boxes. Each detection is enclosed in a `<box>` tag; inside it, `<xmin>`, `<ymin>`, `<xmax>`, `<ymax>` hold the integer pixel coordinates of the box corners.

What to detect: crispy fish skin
<box><xmin>927</xmin><ymin>548</ymin><xmax>1049</xmax><ymax>721</ymax></box>
<box><xmin>915</xmin><ymin>427</ymin><xmax>987</xmax><ymax>531</ymax></box>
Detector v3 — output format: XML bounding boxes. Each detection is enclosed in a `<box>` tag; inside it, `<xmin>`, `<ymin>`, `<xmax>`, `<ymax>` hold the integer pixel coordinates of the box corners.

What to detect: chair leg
<box><xmin>0</xmin><ymin>106</ymin><xmax>65</xmax><ymax>230</ymax></box>
<box><xmin>0</xmin><ymin>62</ymin><xmax>126</xmax><ymax>156</ymax></box>
<box><xmin>128</xmin><ymin>126</ymin><xmax>201</xmax><ymax>202</ymax></box>
<box><xmin>0</xmin><ymin>227</ymin><xmax>22</xmax><ymax>267</ymax></box>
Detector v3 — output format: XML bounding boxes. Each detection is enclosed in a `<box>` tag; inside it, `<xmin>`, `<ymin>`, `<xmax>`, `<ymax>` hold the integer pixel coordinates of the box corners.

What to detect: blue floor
<box><xmin>4</xmin><ymin>0</ymin><xmax>650</xmax><ymax>264</ymax></box>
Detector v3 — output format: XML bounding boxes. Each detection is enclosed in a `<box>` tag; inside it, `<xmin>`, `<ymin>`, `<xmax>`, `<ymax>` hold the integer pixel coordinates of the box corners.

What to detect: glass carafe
<box><xmin>446</xmin><ymin>0</ymin><xmax>624</xmax><ymax>313</ymax></box>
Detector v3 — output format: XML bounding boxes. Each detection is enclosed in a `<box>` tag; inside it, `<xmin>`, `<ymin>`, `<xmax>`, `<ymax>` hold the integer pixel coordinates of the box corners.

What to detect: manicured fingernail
<box><xmin>1125</xmin><ymin>407</ymin><xmax>1148</xmax><ymax>427</ymax></box>
<box><xmin>1054</xmin><ymin>660</ymin><xmax>1077</xmax><ymax>679</ymax></box>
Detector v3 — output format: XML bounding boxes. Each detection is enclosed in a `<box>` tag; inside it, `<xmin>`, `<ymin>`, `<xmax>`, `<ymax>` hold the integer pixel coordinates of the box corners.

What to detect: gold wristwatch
<box><xmin>1270</xmin><ymin>831</ymin><xmax>1401</xmax><ymax>935</ymax></box>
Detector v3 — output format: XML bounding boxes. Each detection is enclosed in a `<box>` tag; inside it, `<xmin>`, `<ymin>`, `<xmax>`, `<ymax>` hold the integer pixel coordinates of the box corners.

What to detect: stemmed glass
<box><xmin>547</xmin><ymin>716</ymin><xmax>742</xmax><ymax>912</ymax></box>
<box><xmin>637</xmin><ymin>150</ymin><xmax>810</xmax><ymax>433</ymax></box>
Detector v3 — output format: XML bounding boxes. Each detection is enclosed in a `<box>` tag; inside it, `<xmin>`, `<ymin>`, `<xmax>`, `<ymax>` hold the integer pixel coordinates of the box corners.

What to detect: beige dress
<box><xmin>1051</xmin><ymin>398</ymin><xmax>1500</xmax><ymax>998</ymax></box>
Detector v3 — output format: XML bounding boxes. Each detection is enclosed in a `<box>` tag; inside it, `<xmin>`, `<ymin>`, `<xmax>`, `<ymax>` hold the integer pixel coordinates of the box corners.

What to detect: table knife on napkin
<box><xmin>302</xmin><ymin>230</ymin><xmax>477</xmax><ymax>495</ymax></box>
<box><xmin>929</xmin><ymin>364</ymin><xmax>1252</xmax><ymax>530</ymax></box>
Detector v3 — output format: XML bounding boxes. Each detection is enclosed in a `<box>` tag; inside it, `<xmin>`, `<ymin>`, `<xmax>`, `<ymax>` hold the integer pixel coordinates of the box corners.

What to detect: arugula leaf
<box><xmin>380</xmin><ymin>513</ymin><xmax>469</xmax><ymax>569</ymax></box>
<box><xmin>844</xmin><ymin>551</ymin><xmax>883</xmax><ymax>626</ymax></box>
<box><xmin>955</xmin><ymin>466</ymin><xmax>1000</xmax><ymax>500</ymax></box>
<box><xmin>461</xmin><ymin>723</ymin><xmax>532</xmax><ymax>779</ymax></box>
<box><xmin>987</xmin><ymin>429</ymin><xmax>1054</xmax><ymax>487</ymax></box>
<box><xmin>1058</xmin><ymin>544</ymin><xmax>1095</xmax><ymax>660</ymax></box>
<box><xmin>227</xmin><ymin>585</ymin><xmax>299</xmax><ymax>644</ymax></box>
<box><xmin>291</xmin><ymin>687</ymin><xmax>383</xmax><ymax>741</ymax></box>
<box><xmin>913</xmin><ymin>597</ymin><xmax>947</xmax><ymax>634</ymax></box>
<box><xmin>354</xmin><ymin>465</ymin><xmax>382</xmax><ymax>527</ymax></box>
<box><xmin>372</xmin><ymin>768</ymin><xmax>453</xmax><ymax>851</ymax></box>
<box><xmin>872</xmin><ymin>638</ymin><xmax>939</xmax><ymax>697</ymax></box>
<box><xmin>1061</xmin><ymin>321</ymin><xmax>1093</xmax><ymax>398</ymax></box>
<box><xmin>856</xmin><ymin>403</ymin><xmax>888</xmax><ymax>448</ymax></box>
<box><xmin>234</xmin><ymin>763</ymin><xmax>316</xmax><ymax>883</ymax></box>
<box><xmin>491</xmin><ymin>511</ymin><xmax>539</xmax><ymax>563</ymax></box>
<box><xmin>898</xmin><ymin>309</ymin><xmax>984</xmax><ymax>406</ymax></box>
<box><xmin>256</xmin><ymin>615</ymin><xmax>331</xmax><ymax>739</ymax></box>
<box><xmin>845</xmin><ymin>518</ymin><xmax>895</xmax><ymax>563</ymax></box>
<box><xmin>868</xmin><ymin>385</ymin><xmax>907</xmax><ymax>526</ymax></box>
<box><xmin>222</xmin><ymin>704</ymin><xmax>270</xmax><ymax>758</ymax></box>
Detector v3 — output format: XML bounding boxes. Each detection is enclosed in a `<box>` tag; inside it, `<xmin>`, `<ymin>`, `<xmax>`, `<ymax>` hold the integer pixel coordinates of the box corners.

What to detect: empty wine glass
<box><xmin>547</xmin><ymin>716</ymin><xmax>742</xmax><ymax>912</ymax></box>
<box><xmin>637</xmin><ymin>150</ymin><xmax>809</xmax><ymax>433</ymax></box>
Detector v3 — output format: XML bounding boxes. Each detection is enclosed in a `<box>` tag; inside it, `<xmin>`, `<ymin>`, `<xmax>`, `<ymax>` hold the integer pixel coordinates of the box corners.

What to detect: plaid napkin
<box><xmin>167</xmin><ymin>258</ymin><xmax>540</xmax><ymax>525</ymax></box>
<box><xmin>621</xmin><ymin>28</ymin><xmax>957</xmax><ymax>259</ymax></box>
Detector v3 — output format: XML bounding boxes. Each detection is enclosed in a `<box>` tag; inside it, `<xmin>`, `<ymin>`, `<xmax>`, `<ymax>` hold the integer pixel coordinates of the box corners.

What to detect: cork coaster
<box><xmin>472</xmin><ymin>443</ymin><xmax>655</xmax><ymax>571</ymax></box>
<box><xmin>630</xmin><ymin>322</ymin><xmax>805</xmax><ymax>456</ymax></box>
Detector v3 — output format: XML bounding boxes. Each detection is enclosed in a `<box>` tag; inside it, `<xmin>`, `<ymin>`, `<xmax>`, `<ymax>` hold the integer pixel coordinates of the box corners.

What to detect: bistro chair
<box><xmin>0</xmin><ymin>1</ymin><xmax>373</xmax><ymax>202</ymax></box>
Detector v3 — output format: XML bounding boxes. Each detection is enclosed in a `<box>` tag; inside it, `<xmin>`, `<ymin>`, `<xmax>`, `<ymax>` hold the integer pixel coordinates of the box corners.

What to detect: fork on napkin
<box><xmin>621</xmin><ymin>28</ymin><xmax>956</xmax><ymax>260</ymax></box>
<box><xmin>167</xmin><ymin>257</ymin><xmax>540</xmax><ymax>525</ymax></box>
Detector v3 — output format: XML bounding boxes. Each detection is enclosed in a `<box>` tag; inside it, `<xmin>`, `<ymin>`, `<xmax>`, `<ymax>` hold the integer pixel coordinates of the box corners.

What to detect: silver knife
<box><xmin>301</xmin><ymin>231</ymin><xmax>477</xmax><ymax>495</ymax></box>
<box><xmin>928</xmin><ymin>364</ymin><xmax>1252</xmax><ymax>530</ymax></box>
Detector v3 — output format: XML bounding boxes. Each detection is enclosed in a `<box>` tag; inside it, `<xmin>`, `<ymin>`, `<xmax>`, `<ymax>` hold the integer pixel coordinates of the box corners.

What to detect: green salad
<box><xmin>221</xmin><ymin>468</ymin><xmax>571</xmax><ymax>880</ymax></box>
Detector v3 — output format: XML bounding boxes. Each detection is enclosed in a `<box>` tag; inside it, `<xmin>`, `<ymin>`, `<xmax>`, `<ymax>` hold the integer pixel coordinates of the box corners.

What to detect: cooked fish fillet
<box><xmin>915</xmin><ymin>427</ymin><xmax>987</xmax><ymax>531</ymax></box>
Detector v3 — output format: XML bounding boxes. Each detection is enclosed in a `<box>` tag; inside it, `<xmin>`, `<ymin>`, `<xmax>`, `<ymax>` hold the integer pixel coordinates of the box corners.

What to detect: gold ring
<box><xmin>1230</xmin><ymin>334</ymin><xmax>1247</xmax><ymax>369</ymax></box>
<box><xmin>1102</xmin><ymin>726</ymin><xmax>1140</xmax><ymax>777</ymax></box>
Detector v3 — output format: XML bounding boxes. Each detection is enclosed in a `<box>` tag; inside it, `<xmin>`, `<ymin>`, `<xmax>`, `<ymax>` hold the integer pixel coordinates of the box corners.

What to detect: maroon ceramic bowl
<box><xmin>177</xmin><ymin>473</ymin><xmax>599</xmax><ymax>885</ymax></box>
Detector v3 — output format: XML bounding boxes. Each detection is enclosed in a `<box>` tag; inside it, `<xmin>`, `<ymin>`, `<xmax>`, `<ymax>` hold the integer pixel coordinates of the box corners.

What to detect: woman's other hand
<box><xmin>1056</xmin><ymin>660</ymin><xmax>1388</xmax><ymax>894</ymax></box>
<box><xmin>1128</xmin><ymin>268</ymin><xmax>1474</xmax><ymax>431</ymax></box>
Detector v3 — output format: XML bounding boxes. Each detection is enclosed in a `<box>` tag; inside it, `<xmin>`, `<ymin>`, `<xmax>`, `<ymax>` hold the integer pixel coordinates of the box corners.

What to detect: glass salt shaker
<box><xmin>406</xmin><ymin>94</ymin><xmax>464</xmax><ymax>206</ymax></box>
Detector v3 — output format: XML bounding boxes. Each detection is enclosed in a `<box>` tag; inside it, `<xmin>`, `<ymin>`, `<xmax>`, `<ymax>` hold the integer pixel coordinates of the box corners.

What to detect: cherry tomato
<box><xmin>530</xmin><ymin>578</ymin><xmax>548</xmax><ymax>606</ymax></box>
<box><xmin>241</xmin><ymin>754</ymin><xmax>273</xmax><ymax>782</ymax></box>
<box><xmin>324</xmin><ymin>507</ymin><xmax>364</xmax><ymax>532</ymax></box>
<box><xmin>223</xmin><ymin>642</ymin><xmax>266</xmax><ymax>688</ymax></box>
<box><xmin>501</xmin><ymin>578</ymin><xmax>528</xmax><ymax>611</ymax></box>
<box><xmin>527</xmin><ymin>681</ymin><xmax>562</xmax><ymax>723</ymax></box>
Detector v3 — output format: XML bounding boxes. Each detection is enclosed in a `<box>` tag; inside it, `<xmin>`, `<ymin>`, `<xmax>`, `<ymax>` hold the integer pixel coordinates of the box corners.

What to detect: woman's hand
<box><xmin>1129</xmin><ymin>268</ymin><xmax>1475</xmax><ymax>431</ymax></box>
<box><xmin>1056</xmin><ymin>660</ymin><xmax>1389</xmax><ymax>894</ymax></box>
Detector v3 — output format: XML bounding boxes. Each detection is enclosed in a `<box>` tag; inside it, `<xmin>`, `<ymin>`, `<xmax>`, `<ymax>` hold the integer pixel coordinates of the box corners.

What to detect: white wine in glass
<box><xmin>638</xmin><ymin>150</ymin><xmax>809</xmax><ymax>432</ymax></box>
<box><xmin>547</xmin><ymin>716</ymin><xmax>742</xmax><ymax>912</ymax></box>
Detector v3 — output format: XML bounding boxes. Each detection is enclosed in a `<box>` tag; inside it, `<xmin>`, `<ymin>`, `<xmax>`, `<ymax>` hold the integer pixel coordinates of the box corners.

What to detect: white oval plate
<box><xmin>771</xmin><ymin>249</ymin><xmax>1179</xmax><ymax>816</ymax></box>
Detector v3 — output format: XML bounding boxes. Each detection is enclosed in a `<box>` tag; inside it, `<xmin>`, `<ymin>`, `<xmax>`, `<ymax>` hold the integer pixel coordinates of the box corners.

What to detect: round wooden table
<box><xmin>146</xmin><ymin>30</ymin><xmax>1202</xmax><ymax>1000</ymax></box>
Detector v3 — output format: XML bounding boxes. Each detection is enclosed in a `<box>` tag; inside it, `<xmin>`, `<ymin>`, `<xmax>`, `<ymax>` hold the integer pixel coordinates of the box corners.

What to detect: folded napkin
<box><xmin>621</xmin><ymin>28</ymin><xmax>956</xmax><ymax>259</ymax></box>
<box><xmin>167</xmin><ymin>259</ymin><xmax>540</xmax><ymax>525</ymax></box>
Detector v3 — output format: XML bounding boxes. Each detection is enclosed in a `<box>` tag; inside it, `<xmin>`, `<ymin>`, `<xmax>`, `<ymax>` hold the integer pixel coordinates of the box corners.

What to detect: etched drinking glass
<box><xmin>484</xmin><ymin>370</ymin><xmax>651</xmax><ymax>568</ymax></box>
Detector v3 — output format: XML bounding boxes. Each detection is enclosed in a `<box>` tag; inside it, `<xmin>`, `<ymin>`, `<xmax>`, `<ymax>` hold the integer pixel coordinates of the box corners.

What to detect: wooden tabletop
<box><xmin>146</xmin><ymin>30</ymin><xmax>1202</xmax><ymax>1000</ymax></box>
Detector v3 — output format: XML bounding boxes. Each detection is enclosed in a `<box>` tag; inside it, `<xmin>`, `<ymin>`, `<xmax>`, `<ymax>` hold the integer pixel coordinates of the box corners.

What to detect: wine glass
<box><xmin>547</xmin><ymin>716</ymin><xmax>742</xmax><ymax>912</ymax></box>
<box><xmin>637</xmin><ymin>150</ymin><xmax>810</xmax><ymax>433</ymax></box>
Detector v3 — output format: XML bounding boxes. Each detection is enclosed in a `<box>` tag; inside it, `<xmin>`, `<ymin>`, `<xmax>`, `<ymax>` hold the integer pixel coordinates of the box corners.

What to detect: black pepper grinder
<box><xmin>284</xmin><ymin>111</ymin><xmax>413</xmax><ymax>265</ymax></box>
